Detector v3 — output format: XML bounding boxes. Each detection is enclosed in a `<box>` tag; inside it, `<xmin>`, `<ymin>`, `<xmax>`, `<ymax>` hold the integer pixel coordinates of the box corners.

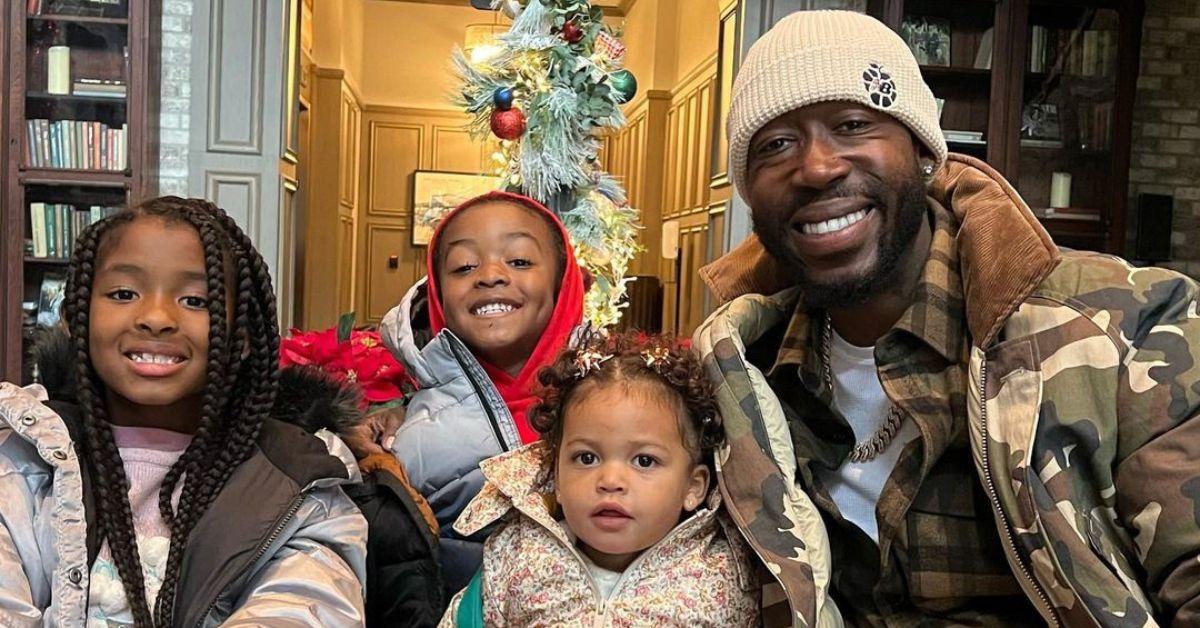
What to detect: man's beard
<box><xmin>753</xmin><ymin>170</ymin><xmax>929</xmax><ymax>310</ymax></box>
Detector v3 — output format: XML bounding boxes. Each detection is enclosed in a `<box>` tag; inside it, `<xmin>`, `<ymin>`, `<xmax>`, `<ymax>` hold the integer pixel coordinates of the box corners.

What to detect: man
<box><xmin>694</xmin><ymin>10</ymin><xmax>1200</xmax><ymax>627</ymax></box>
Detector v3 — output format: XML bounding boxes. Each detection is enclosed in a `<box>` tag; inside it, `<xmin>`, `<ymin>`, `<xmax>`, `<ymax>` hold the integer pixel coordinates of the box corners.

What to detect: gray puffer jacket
<box><xmin>0</xmin><ymin>383</ymin><xmax>369</xmax><ymax>627</ymax></box>
<box><xmin>380</xmin><ymin>278</ymin><xmax>530</xmax><ymax>595</ymax></box>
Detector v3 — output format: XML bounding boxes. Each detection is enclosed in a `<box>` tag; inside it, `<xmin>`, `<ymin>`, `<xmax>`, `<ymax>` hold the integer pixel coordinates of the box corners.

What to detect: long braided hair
<box><xmin>64</xmin><ymin>196</ymin><xmax>280</xmax><ymax>626</ymax></box>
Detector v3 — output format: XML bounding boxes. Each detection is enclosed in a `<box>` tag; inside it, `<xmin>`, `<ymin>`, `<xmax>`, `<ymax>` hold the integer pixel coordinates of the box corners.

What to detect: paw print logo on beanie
<box><xmin>862</xmin><ymin>62</ymin><xmax>897</xmax><ymax>108</ymax></box>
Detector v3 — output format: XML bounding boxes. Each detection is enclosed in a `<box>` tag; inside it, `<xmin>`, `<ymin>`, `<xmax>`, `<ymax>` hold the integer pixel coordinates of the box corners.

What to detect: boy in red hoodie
<box><xmin>375</xmin><ymin>191</ymin><xmax>587</xmax><ymax>594</ymax></box>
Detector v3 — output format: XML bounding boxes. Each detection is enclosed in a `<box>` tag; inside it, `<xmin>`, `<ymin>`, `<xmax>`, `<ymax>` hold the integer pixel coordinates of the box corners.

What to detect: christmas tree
<box><xmin>454</xmin><ymin>0</ymin><xmax>641</xmax><ymax>328</ymax></box>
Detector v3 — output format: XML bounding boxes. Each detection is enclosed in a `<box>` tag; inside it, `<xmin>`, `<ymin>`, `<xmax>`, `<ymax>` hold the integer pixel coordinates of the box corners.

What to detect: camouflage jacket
<box><xmin>694</xmin><ymin>154</ymin><xmax>1200</xmax><ymax>627</ymax></box>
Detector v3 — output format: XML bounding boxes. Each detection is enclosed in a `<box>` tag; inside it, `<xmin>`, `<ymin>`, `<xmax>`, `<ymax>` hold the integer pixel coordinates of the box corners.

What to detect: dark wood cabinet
<box><xmin>869</xmin><ymin>0</ymin><xmax>1144</xmax><ymax>254</ymax></box>
<box><xmin>0</xmin><ymin>1</ymin><xmax>159</xmax><ymax>383</ymax></box>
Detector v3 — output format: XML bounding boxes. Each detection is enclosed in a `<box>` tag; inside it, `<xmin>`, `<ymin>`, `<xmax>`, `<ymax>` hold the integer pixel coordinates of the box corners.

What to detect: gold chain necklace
<box><xmin>821</xmin><ymin>314</ymin><xmax>906</xmax><ymax>463</ymax></box>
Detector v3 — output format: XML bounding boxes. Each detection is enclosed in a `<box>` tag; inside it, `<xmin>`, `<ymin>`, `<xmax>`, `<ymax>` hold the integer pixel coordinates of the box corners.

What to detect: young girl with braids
<box><xmin>0</xmin><ymin>197</ymin><xmax>368</xmax><ymax>626</ymax></box>
<box><xmin>440</xmin><ymin>331</ymin><xmax>759</xmax><ymax>626</ymax></box>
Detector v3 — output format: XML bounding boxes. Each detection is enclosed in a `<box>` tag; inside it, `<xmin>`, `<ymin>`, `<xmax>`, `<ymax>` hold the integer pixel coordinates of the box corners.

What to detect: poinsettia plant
<box><xmin>280</xmin><ymin>312</ymin><xmax>415</xmax><ymax>408</ymax></box>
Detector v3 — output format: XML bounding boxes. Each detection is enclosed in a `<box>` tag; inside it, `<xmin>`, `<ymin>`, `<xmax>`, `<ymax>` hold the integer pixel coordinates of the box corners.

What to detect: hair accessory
<box><xmin>574</xmin><ymin>349</ymin><xmax>612</xmax><ymax>378</ymax></box>
<box><xmin>641</xmin><ymin>346</ymin><xmax>671</xmax><ymax>369</ymax></box>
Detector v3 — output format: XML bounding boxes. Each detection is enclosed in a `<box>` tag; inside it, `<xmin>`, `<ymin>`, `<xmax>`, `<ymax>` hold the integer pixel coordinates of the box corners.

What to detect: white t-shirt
<box><xmin>813</xmin><ymin>328</ymin><xmax>919</xmax><ymax>544</ymax></box>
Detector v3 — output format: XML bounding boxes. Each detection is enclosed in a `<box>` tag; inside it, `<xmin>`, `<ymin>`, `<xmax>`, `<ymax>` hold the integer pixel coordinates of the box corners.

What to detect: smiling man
<box><xmin>693</xmin><ymin>10</ymin><xmax>1200</xmax><ymax>627</ymax></box>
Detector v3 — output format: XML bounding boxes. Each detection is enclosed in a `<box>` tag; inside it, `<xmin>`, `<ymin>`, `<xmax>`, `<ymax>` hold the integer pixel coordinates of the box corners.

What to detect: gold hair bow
<box><xmin>574</xmin><ymin>349</ymin><xmax>612</xmax><ymax>378</ymax></box>
<box><xmin>642</xmin><ymin>347</ymin><xmax>670</xmax><ymax>369</ymax></box>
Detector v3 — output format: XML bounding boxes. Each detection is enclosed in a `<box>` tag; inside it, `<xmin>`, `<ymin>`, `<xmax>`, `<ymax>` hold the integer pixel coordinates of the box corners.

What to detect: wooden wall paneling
<box><xmin>682</xmin><ymin>96</ymin><xmax>698</xmax><ymax>211</ymax></box>
<box><xmin>677</xmin><ymin>217</ymin><xmax>710</xmax><ymax>335</ymax></box>
<box><xmin>357</xmin><ymin>114</ymin><xmax>426</xmax><ymax>324</ymax></box>
<box><xmin>338</xmin><ymin>213</ymin><xmax>355</xmax><ymax>313</ymax></box>
<box><xmin>711</xmin><ymin>1</ymin><xmax>739</xmax><ymax>188</ymax></box>
<box><xmin>658</xmin><ymin>59</ymin><xmax>717</xmax><ymax>334</ymax></box>
<box><xmin>340</xmin><ymin>89</ymin><xmax>361</xmax><ymax>208</ymax></box>
<box><xmin>278</xmin><ymin>176</ymin><xmax>299</xmax><ymax>329</ymax></box>
<box><xmin>366</xmin><ymin>122</ymin><xmax>424</xmax><ymax>218</ymax></box>
<box><xmin>301</xmin><ymin>69</ymin><xmax>360</xmax><ymax>329</ymax></box>
<box><xmin>353</xmin><ymin>106</ymin><xmax>484</xmax><ymax>326</ymax></box>
<box><xmin>640</xmin><ymin>93</ymin><xmax>671</xmax><ymax>271</ymax></box>
<box><xmin>431</xmin><ymin>124</ymin><xmax>485</xmax><ymax>173</ymax></box>
<box><xmin>364</xmin><ymin>224</ymin><xmax>421</xmax><ymax>321</ymax></box>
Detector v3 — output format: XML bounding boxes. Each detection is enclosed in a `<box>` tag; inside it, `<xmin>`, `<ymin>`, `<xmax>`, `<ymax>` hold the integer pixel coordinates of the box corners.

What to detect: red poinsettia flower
<box><xmin>281</xmin><ymin>327</ymin><xmax>415</xmax><ymax>407</ymax></box>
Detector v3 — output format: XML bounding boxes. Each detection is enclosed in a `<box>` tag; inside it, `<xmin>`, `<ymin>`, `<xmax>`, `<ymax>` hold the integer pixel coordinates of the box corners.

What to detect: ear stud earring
<box><xmin>921</xmin><ymin>163</ymin><xmax>935</xmax><ymax>177</ymax></box>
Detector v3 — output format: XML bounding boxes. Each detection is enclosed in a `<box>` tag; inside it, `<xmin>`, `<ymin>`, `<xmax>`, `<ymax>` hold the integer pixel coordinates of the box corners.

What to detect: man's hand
<box><xmin>340</xmin><ymin>405</ymin><xmax>406</xmax><ymax>459</ymax></box>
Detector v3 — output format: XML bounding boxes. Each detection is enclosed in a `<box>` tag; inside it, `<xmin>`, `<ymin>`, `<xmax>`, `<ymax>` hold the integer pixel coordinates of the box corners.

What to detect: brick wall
<box><xmin>157</xmin><ymin>0</ymin><xmax>193</xmax><ymax>197</ymax></box>
<box><xmin>1128</xmin><ymin>0</ymin><xmax>1200</xmax><ymax>278</ymax></box>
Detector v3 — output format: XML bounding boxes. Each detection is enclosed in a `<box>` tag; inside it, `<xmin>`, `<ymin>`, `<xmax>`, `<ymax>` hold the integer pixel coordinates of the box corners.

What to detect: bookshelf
<box><xmin>0</xmin><ymin>0</ymin><xmax>159</xmax><ymax>383</ymax></box>
<box><xmin>868</xmin><ymin>0</ymin><xmax>1144</xmax><ymax>254</ymax></box>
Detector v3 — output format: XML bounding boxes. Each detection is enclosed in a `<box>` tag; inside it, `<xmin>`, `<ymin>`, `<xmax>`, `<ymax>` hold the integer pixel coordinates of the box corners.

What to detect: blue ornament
<box><xmin>493</xmin><ymin>87</ymin><xmax>515</xmax><ymax>111</ymax></box>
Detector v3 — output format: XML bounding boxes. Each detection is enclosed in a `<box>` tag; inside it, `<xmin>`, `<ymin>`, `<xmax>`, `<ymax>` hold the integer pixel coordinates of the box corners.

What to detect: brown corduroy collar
<box><xmin>699</xmin><ymin>154</ymin><xmax>1061</xmax><ymax>347</ymax></box>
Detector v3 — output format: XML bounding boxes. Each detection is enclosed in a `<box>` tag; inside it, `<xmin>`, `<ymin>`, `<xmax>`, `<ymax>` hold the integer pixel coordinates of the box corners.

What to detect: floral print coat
<box><xmin>438</xmin><ymin>442</ymin><xmax>760</xmax><ymax>627</ymax></box>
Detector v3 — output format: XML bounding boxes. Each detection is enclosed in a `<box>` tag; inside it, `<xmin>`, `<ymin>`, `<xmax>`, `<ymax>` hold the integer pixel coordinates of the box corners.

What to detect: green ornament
<box><xmin>609</xmin><ymin>70</ymin><xmax>637</xmax><ymax>104</ymax></box>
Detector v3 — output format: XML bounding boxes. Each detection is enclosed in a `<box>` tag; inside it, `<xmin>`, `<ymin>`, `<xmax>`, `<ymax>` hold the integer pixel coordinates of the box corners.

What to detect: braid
<box><xmin>65</xmin><ymin>197</ymin><xmax>281</xmax><ymax>627</ymax></box>
<box><xmin>65</xmin><ymin>216</ymin><xmax>155</xmax><ymax>626</ymax></box>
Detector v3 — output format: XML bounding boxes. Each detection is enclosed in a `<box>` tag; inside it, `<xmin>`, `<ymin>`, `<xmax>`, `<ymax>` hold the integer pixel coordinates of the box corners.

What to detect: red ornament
<box><xmin>490</xmin><ymin>107</ymin><xmax>527</xmax><ymax>140</ymax></box>
<box><xmin>561</xmin><ymin>21</ymin><xmax>583</xmax><ymax>43</ymax></box>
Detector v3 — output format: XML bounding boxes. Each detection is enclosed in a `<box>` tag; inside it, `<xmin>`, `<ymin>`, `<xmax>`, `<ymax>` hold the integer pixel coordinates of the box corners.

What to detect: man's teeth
<box><xmin>473</xmin><ymin>303</ymin><xmax>516</xmax><ymax>316</ymax></box>
<box><xmin>801</xmin><ymin>208</ymin><xmax>871</xmax><ymax>235</ymax></box>
<box><xmin>128</xmin><ymin>353</ymin><xmax>183</xmax><ymax>365</ymax></box>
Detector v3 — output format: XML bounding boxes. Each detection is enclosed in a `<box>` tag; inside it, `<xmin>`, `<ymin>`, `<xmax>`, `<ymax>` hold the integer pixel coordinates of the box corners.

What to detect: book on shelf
<box><xmin>1039</xmin><ymin>206</ymin><xmax>1101</xmax><ymax>221</ymax></box>
<box><xmin>974</xmin><ymin>27</ymin><xmax>994</xmax><ymax>70</ymax></box>
<box><xmin>1050</xmin><ymin>28</ymin><xmax>1116</xmax><ymax>78</ymax></box>
<box><xmin>25</xmin><ymin>119</ymin><xmax>126</xmax><ymax>170</ymax></box>
<box><xmin>1021</xmin><ymin>138</ymin><xmax>1065</xmax><ymax>149</ymax></box>
<box><xmin>72</xmin><ymin>78</ymin><xmax>128</xmax><ymax>98</ymax></box>
<box><xmin>28</xmin><ymin>203</ymin><xmax>120</xmax><ymax>259</ymax></box>
<box><xmin>944</xmin><ymin>130</ymin><xmax>985</xmax><ymax>144</ymax></box>
<box><xmin>1076</xmin><ymin>101</ymin><xmax>1113</xmax><ymax>151</ymax></box>
<box><xmin>1029</xmin><ymin>25</ymin><xmax>1047</xmax><ymax>73</ymax></box>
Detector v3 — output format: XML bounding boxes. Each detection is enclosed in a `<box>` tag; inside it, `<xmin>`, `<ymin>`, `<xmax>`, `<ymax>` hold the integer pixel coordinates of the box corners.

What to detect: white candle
<box><xmin>48</xmin><ymin>46</ymin><xmax>70</xmax><ymax>95</ymax></box>
<box><xmin>1050</xmin><ymin>172</ymin><xmax>1072</xmax><ymax>209</ymax></box>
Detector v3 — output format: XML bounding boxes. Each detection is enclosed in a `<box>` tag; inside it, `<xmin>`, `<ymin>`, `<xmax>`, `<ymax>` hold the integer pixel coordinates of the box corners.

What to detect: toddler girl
<box><xmin>441</xmin><ymin>331</ymin><xmax>759</xmax><ymax>626</ymax></box>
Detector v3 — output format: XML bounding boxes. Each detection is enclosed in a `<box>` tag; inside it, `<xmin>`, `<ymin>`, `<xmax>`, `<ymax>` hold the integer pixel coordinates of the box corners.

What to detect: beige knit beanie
<box><xmin>728</xmin><ymin>10</ymin><xmax>948</xmax><ymax>200</ymax></box>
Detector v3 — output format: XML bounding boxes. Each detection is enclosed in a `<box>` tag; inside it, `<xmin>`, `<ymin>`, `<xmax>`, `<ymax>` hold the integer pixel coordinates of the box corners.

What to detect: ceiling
<box><xmin>387</xmin><ymin>0</ymin><xmax>633</xmax><ymax>17</ymax></box>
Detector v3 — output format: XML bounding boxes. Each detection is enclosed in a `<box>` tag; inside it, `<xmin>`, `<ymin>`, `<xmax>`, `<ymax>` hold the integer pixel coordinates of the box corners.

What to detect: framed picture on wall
<box><xmin>411</xmin><ymin>171</ymin><xmax>502</xmax><ymax>246</ymax></box>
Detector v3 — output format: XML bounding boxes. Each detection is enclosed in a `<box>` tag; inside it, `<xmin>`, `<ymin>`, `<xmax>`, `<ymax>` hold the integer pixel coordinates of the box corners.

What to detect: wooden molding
<box><xmin>362</xmin><ymin>103</ymin><xmax>466</xmax><ymax>117</ymax></box>
<box><xmin>671</xmin><ymin>52</ymin><xmax>718</xmax><ymax>98</ymax></box>
<box><xmin>314</xmin><ymin>66</ymin><xmax>364</xmax><ymax>105</ymax></box>
<box><xmin>621</xmin><ymin>88</ymin><xmax>672</xmax><ymax>118</ymax></box>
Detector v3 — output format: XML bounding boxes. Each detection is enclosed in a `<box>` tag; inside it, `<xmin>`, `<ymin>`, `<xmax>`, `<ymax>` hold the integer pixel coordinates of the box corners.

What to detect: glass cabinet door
<box><xmin>897</xmin><ymin>0</ymin><xmax>1002</xmax><ymax>162</ymax></box>
<box><xmin>1017</xmin><ymin>3</ymin><xmax>1121</xmax><ymax>251</ymax></box>
<box><xmin>23</xmin><ymin>2</ymin><xmax>131</xmax><ymax>173</ymax></box>
<box><xmin>20</xmin><ymin>182</ymin><xmax>127</xmax><ymax>381</ymax></box>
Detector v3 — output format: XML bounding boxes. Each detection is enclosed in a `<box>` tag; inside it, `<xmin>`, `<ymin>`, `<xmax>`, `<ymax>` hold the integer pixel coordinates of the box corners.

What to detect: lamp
<box><xmin>464</xmin><ymin>23</ymin><xmax>507</xmax><ymax>64</ymax></box>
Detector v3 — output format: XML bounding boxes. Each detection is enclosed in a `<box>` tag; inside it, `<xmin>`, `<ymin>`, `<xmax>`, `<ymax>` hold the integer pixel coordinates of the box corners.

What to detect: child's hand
<box><xmin>341</xmin><ymin>406</ymin><xmax>406</xmax><ymax>460</ymax></box>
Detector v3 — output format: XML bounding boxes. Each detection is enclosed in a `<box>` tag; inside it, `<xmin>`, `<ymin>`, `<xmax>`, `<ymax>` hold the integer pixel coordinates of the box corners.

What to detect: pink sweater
<box><xmin>86</xmin><ymin>425</ymin><xmax>192</xmax><ymax>626</ymax></box>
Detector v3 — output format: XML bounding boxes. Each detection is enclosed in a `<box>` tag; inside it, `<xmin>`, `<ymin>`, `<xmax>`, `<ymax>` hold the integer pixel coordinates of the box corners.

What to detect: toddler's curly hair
<box><xmin>530</xmin><ymin>331</ymin><xmax>725</xmax><ymax>473</ymax></box>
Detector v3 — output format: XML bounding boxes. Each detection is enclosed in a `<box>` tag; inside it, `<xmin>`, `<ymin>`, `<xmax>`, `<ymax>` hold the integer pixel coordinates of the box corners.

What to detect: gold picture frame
<box><xmin>410</xmin><ymin>170</ymin><xmax>502</xmax><ymax>246</ymax></box>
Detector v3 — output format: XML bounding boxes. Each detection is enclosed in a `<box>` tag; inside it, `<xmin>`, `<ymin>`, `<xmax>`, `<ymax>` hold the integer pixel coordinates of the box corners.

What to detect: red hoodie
<box><xmin>424</xmin><ymin>191</ymin><xmax>585</xmax><ymax>444</ymax></box>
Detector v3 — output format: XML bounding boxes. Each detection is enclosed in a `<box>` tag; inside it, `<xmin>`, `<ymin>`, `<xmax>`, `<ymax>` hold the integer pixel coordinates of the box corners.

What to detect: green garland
<box><xmin>453</xmin><ymin>0</ymin><xmax>642</xmax><ymax>328</ymax></box>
